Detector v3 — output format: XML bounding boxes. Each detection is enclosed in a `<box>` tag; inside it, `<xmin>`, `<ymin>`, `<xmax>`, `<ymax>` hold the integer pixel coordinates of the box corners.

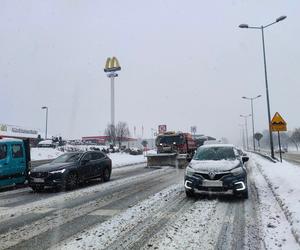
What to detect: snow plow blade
<box><xmin>146</xmin><ymin>153</ymin><xmax>189</xmax><ymax>168</ymax></box>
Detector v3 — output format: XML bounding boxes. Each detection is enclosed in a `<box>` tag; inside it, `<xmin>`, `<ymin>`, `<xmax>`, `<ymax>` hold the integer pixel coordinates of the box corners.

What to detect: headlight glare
<box><xmin>50</xmin><ymin>169</ymin><xmax>66</xmax><ymax>174</ymax></box>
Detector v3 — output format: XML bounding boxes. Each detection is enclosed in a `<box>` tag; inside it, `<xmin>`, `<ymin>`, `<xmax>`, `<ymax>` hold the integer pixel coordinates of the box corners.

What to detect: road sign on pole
<box><xmin>158</xmin><ymin>125</ymin><xmax>167</xmax><ymax>134</ymax></box>
<box><xmin>271</xmin><ymin>112</ymin><xmax>287</xmax><ymax>162</ymax></box>
<box><xmin>271</xmin><ymin>112</ymin><xmax>287</xmax><ymax>132</ymax></box>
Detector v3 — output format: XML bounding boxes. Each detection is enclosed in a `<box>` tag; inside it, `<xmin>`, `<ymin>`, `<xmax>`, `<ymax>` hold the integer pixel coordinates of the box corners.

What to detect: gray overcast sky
<box><xmin>1</xmin><ymin>0</ymin><xmax>299</xmax><ymax>143</ymax></box>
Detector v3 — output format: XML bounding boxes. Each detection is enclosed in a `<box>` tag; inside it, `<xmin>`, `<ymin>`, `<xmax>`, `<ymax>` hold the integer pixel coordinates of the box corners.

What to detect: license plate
<box><xmin>202</xmin><ymin>180</ymin><xmax>223</xmax><ymax>187</ymax></box>
<box><xmin>33</xmin><ymin>178</ymin><xmax>44</xmax><ymax>183</ymax></box>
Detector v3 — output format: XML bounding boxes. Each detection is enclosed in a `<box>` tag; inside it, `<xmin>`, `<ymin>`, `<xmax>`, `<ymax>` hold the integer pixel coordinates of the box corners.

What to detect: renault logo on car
<box><xmin>208</xmin><ymin>171</ymin><xmax>216</xmax><ymax>179</ymax></box>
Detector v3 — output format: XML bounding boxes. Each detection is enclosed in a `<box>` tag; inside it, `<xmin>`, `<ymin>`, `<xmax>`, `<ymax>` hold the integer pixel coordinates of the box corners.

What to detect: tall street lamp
<box><xmin>239</xmin><ymin>15</ymin><xmax>287</xmax><ymax>158</ymax></box>
<box><xmin>238</xmin><ymin>124</ymin><xmax>246</xmax><ymax>150</ymax></box>
<box><xmin>242</xmin><ymin>95</ymin><xmax>261</xmax><ymax>150</ymax></box>
<box><xmin>240</xmin><ymin>114</ymin><xmax>251</xmax><ymax>150</ymax></box>
<box><xmin>41</xmin><ymin>106</ymin><xmax>48</xmax><ymax>140</ymax></box>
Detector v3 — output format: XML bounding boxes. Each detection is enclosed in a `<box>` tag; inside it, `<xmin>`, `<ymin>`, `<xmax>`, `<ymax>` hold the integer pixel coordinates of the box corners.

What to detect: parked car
<box><xmin>29</xmin><ymin>151</ymin><xmax>112</xmax><ymax>192</ymax></box>
<box><xmin>184</xmin><ymin>144</ymin><xmax>249</xmax><ymax>199</ymax></box>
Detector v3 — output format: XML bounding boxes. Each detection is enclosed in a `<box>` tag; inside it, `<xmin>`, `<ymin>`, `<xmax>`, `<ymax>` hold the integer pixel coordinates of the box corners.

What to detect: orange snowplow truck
<box><xmin>156</xmin><ymin>132</ymin><xmax>197</xmax><ymax>159</ymax></box>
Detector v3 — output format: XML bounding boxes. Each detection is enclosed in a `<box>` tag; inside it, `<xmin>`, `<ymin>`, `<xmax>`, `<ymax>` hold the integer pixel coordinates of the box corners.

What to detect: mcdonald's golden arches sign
<box><xmin>104</xmin><ymin>57</ymin><xmax>121</xmax><ymax>72</ymax></box>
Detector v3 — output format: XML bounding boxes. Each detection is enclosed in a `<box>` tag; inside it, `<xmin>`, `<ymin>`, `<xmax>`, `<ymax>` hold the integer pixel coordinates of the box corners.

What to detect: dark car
<box><xmin>184</xmin><ymin>144</ymin><xmax>249</xmax><ymax>199</ymax></box>
<box><xmin>28</xmin><ymin>151</ymin><xmax>112</xmax><ymax>192</ymax></box>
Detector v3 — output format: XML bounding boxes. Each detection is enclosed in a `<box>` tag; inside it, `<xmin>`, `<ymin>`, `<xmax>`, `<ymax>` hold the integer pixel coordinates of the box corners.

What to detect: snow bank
<box><xmin>108</xmin><ymin>153</ymin><xmax>146</xmax><ymax>168</ymax></box>
<box><xmin>251</xmin><ymin>154</ymin><xmax>300</xmax><ymax>244</ymax></box>
<box><xmin>30</xmin><ymin>147</ymin><xmax>146</xmax><ymax>168</ymax></box>
<box><xmin>30</xmin><ymin>148</ymin><xmax>64</xmax><ymax>161</ymax></box>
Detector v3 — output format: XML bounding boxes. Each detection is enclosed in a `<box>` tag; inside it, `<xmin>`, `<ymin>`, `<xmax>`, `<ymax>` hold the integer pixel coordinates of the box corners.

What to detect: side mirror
<box><xmin>81</xmin><ymin>159</ymin><xmax>89</xmax><ymax>165</ymax></box>
<box><xmin>242</xmin><ymin>156</ymin><xmax>249</xmax><ymax>163</ymax></box>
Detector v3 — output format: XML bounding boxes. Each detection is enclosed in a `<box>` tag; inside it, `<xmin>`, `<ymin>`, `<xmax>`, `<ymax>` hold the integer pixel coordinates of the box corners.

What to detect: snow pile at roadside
<box><xmin>30</xmin><ymin>148</ymin><xmax>64</xmax><ymax>161</ymax></box>
<box><xmin>109</xmin><ymin>152</ymin><xmax>146</xmax><ymax>168</ymax></box>
<box><xmin>51</xmin><ymin>184</ymin><xmax>183</xmax><ymax>250</ymax></box>
<box><xmin>251</xmin><ymin>154</ymin><xmax>300</xmax><ymax>244</ymax></box>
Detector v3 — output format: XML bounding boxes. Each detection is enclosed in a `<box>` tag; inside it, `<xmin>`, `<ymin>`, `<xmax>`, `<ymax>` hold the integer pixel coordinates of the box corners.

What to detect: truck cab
<box><xmin>156</xmin><ymin>132</ymin><xmax>197</xmax><ymax>157</ymax></box>
<box><xmin>0</xmin><ymin>138</ymin><xmax>30</xmax><ymax>187</ymax></box>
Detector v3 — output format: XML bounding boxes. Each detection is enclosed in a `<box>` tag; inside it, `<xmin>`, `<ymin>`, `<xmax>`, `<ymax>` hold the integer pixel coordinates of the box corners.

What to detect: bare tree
<box><xmin>115</xmin><ymin>122</ymin><xmax>130</xmax><ymax>148</ymax></box>
<box><xmin>290</xmin><ymin>128</ymin><xmax>300</xmax><ymax>151</ymax></box>
<box><xmin>105</xmin><ymin>124</ymin><xmax>116</xmax><ymax>146</ymax></box>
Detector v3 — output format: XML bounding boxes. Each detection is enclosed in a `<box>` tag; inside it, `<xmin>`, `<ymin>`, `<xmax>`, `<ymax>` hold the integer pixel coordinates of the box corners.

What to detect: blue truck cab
<box><xmin>0</xmin><ymin>138</ymin><xmax>31</xmax><ymax>188</ymax></box>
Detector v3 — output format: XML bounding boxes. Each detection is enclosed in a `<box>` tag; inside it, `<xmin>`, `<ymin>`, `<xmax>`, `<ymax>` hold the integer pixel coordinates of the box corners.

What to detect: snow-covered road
<box><xmin>0</xmin><ymin>155</ymin><xmax>299</xmax><ymax>250</ymax></box>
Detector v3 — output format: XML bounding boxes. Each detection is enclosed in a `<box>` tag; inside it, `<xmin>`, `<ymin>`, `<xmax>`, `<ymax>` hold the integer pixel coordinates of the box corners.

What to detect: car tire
<box><xmin>65</xmin><ymin>172</ymin><xmax>78</xmax><ymax>190</ymax></box>
<box><xmin>32</xmin><ymin>186</ymin><xmax>44</xmax><ymax>192</ymax></box>
<box><xmin>241</xmin><ymin>189</ymin><xmax>249</xmax><ymax>199</ymax></box>
<box><xmin>103</xmin><ymin>167</ymin><xmax>111</xmax><ymax>182</ymax></box>
<box><xmin>185</xmin><ymin>189</ymin><xmax>195</xmax><ymax>198</ymax></box>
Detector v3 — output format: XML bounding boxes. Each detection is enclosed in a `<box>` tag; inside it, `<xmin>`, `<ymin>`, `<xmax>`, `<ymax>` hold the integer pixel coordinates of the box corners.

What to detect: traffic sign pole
<box><xmin>278</xmin><ymin>131</ymin><xmax>282</xmax><ymax>162</ymax></box>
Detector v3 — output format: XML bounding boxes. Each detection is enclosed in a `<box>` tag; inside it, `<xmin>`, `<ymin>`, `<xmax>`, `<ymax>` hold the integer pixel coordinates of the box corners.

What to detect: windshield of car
<box><xmin>156</xmin><ymin>135</ymin><xmax>184</xmax><ymax>145</ymax></box>
<box><xmin>51</xmin><ymin>153</ymin><xmax>82</xmax><ymax>163</ymax></box>
<box><xmin>193</xmin><ymin>146</ymin><xmax>236</xmax><ymax>161</ymax></box>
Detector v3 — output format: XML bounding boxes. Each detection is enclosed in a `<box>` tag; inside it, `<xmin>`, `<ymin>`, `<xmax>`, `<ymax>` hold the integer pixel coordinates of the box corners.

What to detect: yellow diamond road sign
<box><xmin>271</xmin><ymin>112</ymin><xmax>287</xmax><ymax>132</ymax></box>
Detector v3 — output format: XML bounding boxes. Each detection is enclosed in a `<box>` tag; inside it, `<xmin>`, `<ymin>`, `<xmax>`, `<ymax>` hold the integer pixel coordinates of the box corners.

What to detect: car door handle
<box><xmin>3</xmin><ymin>163</ymin><xmax>8</xmax><ymax>165</ymax></box>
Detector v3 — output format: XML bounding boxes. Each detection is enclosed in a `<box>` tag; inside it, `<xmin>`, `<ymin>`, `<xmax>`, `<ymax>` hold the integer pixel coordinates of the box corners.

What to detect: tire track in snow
<box><xmin>0</xmin><ymin>168</ymin><xmax>181</xmax><ymax>249</ymax></box>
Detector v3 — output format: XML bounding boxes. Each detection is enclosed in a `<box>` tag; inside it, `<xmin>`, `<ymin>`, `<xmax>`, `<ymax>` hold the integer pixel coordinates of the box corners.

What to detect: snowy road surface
<box><xmin>0</xmin><ymin>156</ymin><xmax>299</xmax><ymax>250</ymax></box>
<box><xmin>279</xmin><ymin>152</ymin><xmax>300</xmax><ymax>166</ymax></box>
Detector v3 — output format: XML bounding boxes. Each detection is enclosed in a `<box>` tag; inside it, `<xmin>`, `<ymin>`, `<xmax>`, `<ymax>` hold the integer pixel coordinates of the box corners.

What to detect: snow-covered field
<box><xmin>30</xmin><ymin>147</ymin><xmax>64</xmax><ymax>161</ymax></box>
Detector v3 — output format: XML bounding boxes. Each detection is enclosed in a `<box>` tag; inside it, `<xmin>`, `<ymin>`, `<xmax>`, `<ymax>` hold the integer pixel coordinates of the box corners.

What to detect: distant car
<box><xmin>184</xmin><ymin>144</ymin><xmax>249</xmax><ymax>199</ymax></box>
<box><xmin>275</xmin><ymin>147</ymin><xmax>287</xmax><ymax>154</ymax></box>
<box><xmin>29</xmin><ymin>151</ymin><xmax>112</xmax><ymax>192</ymax></box>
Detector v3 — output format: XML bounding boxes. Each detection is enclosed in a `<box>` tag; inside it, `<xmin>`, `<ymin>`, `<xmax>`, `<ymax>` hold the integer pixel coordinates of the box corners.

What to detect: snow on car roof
<box><xmin>0</xmin><ymin>138</ymin><xmax>23</xmax><ymax>143</ymax></box>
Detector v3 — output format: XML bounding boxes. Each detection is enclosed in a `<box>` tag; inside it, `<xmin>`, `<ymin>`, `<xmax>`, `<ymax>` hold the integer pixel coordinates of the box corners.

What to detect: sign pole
<box><xmin>277</xmin><ymin>131</ymin><xmax>282</xmax><ymax>162</ymax></box>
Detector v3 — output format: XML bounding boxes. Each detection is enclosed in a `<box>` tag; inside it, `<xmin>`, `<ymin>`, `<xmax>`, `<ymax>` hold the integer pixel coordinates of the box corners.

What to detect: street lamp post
<box><xmin>240</xmin><ymin>114</ymin><xmax>251</xmax><ymax>150</ymax></box>
<box><xmin>41</xmin><ymin>106</ymin><xmax>48</xmax><ymax>140</ymax></box>
<box><xmin>238</xmin><ymin>124</ymin><xmax>246</xmax><ymax>150</ymax></box>
<box><xmin>239</xmin><ymin>15</ymin><xmax>287</xmax><ymax>158</ymax></box>
<box><xmin>242</xmin><ymin>95</ymin><xmax>261</xmax><ymax>150</ymax></box>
